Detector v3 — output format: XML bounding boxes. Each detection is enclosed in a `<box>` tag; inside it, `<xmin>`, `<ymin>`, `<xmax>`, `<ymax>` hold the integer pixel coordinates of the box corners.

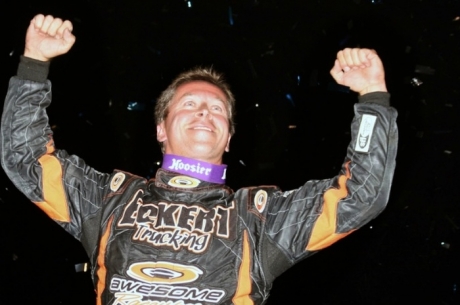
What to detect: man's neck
<box><xmin>161</xmin><ymin>154</ymin><xmax>227</xmax><ymax>184</ymax></box>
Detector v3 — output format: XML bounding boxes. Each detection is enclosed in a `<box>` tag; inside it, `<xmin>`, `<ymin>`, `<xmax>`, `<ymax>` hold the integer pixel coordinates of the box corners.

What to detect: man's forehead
<box><xmin>174</xmin><ymin>81</ymin><xmax>227</xmax><ymax>102</ymax></box>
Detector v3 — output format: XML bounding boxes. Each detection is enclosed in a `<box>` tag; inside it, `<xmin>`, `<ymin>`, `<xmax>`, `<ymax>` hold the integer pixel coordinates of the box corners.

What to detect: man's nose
<box><xmin>196</xmin><ymin>105</ymin><xmax>211</xmax><ymax>118</ymax></box>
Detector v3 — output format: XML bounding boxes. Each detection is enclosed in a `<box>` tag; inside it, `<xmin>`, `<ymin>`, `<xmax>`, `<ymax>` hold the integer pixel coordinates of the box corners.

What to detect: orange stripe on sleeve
<box><xmin>306</xmin><ymin>163</ymin><xmax>354</xmax><ymax>251</ymax></box>
<box><xmin>34</xmin><ymin>150</ymin><xmax>70</xmax><ymax>222</ymax></box>
<box><xmin>232</xmin><ymin>230</ymin><xmax>254</xmax><ymax>305</ymax></box>
<box><xmin>96</xmin><ymin>216</ymin><xmax>113</xmax><ymax>305</ymax></box>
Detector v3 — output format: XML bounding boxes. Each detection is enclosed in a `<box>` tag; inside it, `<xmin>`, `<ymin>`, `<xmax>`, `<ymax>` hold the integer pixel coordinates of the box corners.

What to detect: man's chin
<box><xmin>181</xmin><ymin>147</ymin><xmax>224</xmax><ymax>164</ymax></box>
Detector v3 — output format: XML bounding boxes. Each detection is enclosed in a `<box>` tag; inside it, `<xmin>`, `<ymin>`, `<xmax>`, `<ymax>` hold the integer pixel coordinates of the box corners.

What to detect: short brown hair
<box><xmin>155</xmin><ymin>67</ymin><xmax>236</xmax><ymax>136</ymax></box>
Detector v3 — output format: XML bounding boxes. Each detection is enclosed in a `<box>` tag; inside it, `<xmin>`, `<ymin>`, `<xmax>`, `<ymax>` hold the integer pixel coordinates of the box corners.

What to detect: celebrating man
<box><xmin>1</xmin><ymin>14</ymin><xmax>397</xmax><ymax>305</ymax></box>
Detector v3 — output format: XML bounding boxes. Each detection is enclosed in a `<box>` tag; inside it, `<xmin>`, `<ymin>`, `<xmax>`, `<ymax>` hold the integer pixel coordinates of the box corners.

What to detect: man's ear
<box><xmin>225</xmin><ymin>135</ymin><xmax>231</xmax><ymax>152</ymax></box>
<box><xmin>157</xmin><ymin>122</ymin><xmax>167</xmax><ymax>142</ymax></box>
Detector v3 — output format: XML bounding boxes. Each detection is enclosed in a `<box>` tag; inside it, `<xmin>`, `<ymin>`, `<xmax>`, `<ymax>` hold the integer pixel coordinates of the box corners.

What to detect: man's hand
<box><xmin>330</xmin><ymin>48</ymin><xmax>387</xmax><ymax>96</ymax></box>
<box><xmin>24</xmin><ymin>14</ymin><xmax>76</xmax><ymax>61</ymax></box>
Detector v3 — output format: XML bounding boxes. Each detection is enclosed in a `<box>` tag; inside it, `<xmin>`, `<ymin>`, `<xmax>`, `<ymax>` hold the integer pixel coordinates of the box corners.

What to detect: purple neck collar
<box><xmin>161</xmin><ymin>154</ymin><xmax>227</xmax><ymax>184</ymax></box>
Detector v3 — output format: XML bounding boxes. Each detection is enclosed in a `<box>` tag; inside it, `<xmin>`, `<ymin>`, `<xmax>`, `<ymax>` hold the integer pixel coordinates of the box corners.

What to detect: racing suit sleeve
<box><xmin>1</xmin><ymin>55</ymin><xmax>111</xmax><ymax>243</ymax></box>
<box><xmin>263</xmin><ymin>92</ymin><xmax>397</xmax><ymax>267</ymax></box>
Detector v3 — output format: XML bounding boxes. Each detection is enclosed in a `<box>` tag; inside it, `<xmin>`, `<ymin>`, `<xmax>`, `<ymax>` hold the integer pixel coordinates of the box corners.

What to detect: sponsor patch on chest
<box><xmin>117</xmin><ymin>189</ymin><xmax>236</xmax><ymax>253</ymax></box>
<box><xmin>110</xmin><ymin>261</ymin><xmax>226</xmax><ymax>304</ymax></box>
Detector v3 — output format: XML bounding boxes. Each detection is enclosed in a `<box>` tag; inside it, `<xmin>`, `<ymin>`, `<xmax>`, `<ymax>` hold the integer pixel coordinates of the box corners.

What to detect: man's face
<box><xmin>156</xmin><ymin>81</ymin><xmax>231</xmax><ymax>164</ymax></box>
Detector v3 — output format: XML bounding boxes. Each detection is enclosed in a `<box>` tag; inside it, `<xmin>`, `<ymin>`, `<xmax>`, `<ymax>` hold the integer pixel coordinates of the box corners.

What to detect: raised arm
<box><xmin>1</xmin><ymin>14</ymin><xmax>109</xmax><ymax>242</ymax></box>
<box><xmin>259</xmin><ymin>48</ymin><xmax>398</xmax><ymax>269</ymax></box>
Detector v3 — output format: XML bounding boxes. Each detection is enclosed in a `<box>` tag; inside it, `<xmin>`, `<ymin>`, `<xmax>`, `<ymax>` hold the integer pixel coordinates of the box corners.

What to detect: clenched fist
<box><xmin>25</xmin><ymin>14</ymin><xmax>76</xmax><ymax>61</ymax></box>
<box><xmin>330</xmin><ymin>48</ymin><xmax>387</xmax><ymax>96</ymax></box>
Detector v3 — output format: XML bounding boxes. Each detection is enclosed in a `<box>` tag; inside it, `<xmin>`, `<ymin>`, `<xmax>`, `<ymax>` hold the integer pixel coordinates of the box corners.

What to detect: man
<box><xmin>1</xmin><ymin>14</ymin><xmax>397</xmax><ymax>305</ymax></box>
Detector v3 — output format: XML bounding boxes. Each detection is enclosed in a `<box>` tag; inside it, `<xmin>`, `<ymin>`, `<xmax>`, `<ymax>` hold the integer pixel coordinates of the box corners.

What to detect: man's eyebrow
<box><xmin>179</xmin><ymin>92</ymin><xmax>226</xmax><ymax>103</ymax></box>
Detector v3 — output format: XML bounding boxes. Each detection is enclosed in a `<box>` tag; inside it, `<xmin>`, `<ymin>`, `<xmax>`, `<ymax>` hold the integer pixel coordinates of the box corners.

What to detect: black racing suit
<box><xmin>1</xmin><ymin>56</ymin><xmax>398</xmax><ymax>305</ymax></box>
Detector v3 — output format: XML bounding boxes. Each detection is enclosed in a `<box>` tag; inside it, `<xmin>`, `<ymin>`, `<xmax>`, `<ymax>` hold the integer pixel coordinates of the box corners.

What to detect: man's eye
<box><xmin>212</xmin><ymin>105</ymin><xmax>222</xmax><ymax>112</ymax></box>
<box><xmin>184</xmin><ymin>101</ymin><xmax>194</xmax><ymax>106</ymax></box>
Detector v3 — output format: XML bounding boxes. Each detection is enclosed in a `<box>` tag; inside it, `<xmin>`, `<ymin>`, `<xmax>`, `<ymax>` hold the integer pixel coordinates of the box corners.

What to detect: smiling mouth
<box><xmin>192</xmin><ymin>126</ymin><xmax>213</xmax><ymax>132</ymax></box>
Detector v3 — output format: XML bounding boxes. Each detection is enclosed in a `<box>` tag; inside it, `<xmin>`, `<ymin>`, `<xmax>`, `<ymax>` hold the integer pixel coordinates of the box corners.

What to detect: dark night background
<box><xmin>1</xmin><ymin>0</ymin><xmax>459</xmax><ymax>304</ymax></box>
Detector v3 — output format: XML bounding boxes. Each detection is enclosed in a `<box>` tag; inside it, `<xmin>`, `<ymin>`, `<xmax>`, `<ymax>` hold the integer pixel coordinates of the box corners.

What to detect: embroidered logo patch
<box><xmin>168</xmin><ymin>175</ymin><xmax>201</xmax><ymax>189</ymax></box>
<box><xmin>254</xmin><ymin>190</ymin><xmax>268</xmax><ymax>213</ymax></box>
<box><xmin>355</xmin><ymin>114</ymin><xmax>377</xmax><ymax>153</ymax></box>
<box><xmin>110</xmin><ymin>172</ymin><xmax>126</xmax><ymax>192</ymax></box>
<box><xmin>127</xmin><ymin>261</ymin><xmax>203</xmax><ymax>284</ymax></box>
